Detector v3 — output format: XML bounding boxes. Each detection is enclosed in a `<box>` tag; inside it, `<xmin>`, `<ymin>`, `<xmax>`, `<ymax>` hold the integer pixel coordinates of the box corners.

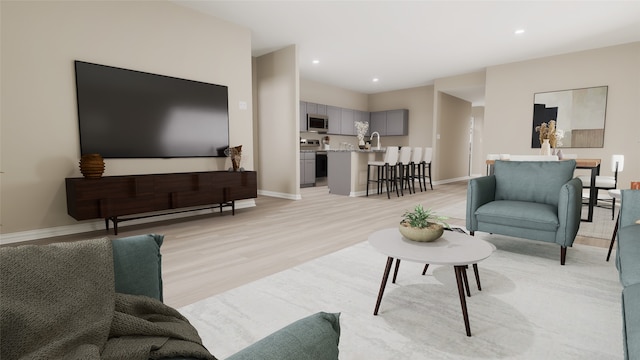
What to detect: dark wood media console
<box><xmin>66</xmin><ymin>171</ymin><xmax>257</xmax><ymax>235</ymax></box>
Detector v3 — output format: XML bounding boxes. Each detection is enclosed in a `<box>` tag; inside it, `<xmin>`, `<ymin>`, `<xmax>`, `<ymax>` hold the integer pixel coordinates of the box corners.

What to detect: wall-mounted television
<box><xmin>74</xmin><ymin>60</ymin><xmax>229</xmax><ymax>158</ymax></box>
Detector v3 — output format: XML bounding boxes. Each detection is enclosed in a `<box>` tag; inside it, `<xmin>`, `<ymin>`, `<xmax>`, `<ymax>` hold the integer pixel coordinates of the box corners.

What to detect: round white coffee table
<box><xmin>369</xmin><ymin>228</ymin><xmax>494</xmax><ymax>336</ymax></box>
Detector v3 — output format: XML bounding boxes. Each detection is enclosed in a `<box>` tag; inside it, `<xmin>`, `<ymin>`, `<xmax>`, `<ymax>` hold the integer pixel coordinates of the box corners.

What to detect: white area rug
<box><xmin>180</xmin><ymin>233</ymin><xmax>622</xmax><ymax>359</ymax></box>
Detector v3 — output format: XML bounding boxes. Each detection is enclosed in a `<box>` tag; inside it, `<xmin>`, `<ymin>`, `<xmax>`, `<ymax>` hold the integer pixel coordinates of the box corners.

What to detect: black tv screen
<box><xmin>74</xmin><ymin>60</ymin><xmax>229</xmax><ymax>158</ymax></box>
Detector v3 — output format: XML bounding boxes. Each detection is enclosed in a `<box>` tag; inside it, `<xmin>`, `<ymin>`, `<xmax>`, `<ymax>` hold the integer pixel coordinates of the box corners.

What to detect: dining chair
<box><xmin>579</xmin><ymin>154</ymin><xmax>624</xmax><ymax>220</ymax></box>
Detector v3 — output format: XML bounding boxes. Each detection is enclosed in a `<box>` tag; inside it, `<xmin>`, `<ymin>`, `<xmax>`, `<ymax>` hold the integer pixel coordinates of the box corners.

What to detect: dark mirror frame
<box><xmin>532</xmin><ymin>86</ymin><xmax>608</xmax><ymax>148</ymax></box>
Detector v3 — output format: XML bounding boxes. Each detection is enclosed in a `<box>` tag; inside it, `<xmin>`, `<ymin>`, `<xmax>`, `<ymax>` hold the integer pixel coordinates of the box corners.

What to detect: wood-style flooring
<box><xmin>8</xmin><ymin>181</ymin><xmax>610</xmax><ymax>308</ymax></box>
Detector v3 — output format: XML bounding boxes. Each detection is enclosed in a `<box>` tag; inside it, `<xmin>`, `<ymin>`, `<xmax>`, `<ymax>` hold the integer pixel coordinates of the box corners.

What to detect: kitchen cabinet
<box><xmin>328</xmin><ymin>106</ymin><xmax>370</xmax><ymax>136</ymax></box>
<box><xmin>302</xmin><ymin>101</ymin><xmax>405</xmax><ymax>138</ymax></box>
<box><xmin>370</xmin><ymin>111</ymin><xmax>387</xmax><ymax>135</ymax></box>
<box><xmin>306</xmin><ymin>102</ymin><xmax>317</xmax><ymax>115</ymax></box>
<box><xmin>304</xmin><ymin>102</ymin><xmax>327</xmax><ymax>116</ymax></box>
<box><xmin>300</xmin><ymin>152</ymin><xmax>316</xmax><ymax>187</ymax></box>
<box><xmin>386</xmin><ymin>109</ymin><xmax>409</xmax><ymax>135</ymax></box>
<box><xmin>327</xmin><ymin>150</ymin><xmax>384</xmax><ymax>196</ymax></box>
<box><xmin>340</xmin><ymin>108</ymin><xmax>355</xmax><ymax>135</ymax></box>
<box><xmin>327</xmin><ymin>106</ymin><xmax>341</xmax><ymax>135</ymax></box>
<box><xmin>300</xmin><ymin>101</ymin><xmax>308</xmax><ymax>131</ymax></box>
<box><xmin>354</xmin><ymin>110</ymin><xmax>371</xmax><ymax>136</ymax></box>
<box><xmin>370</xmin><ymin>109</ymin><xmax>408</xmax><ymax>136</ymax></box>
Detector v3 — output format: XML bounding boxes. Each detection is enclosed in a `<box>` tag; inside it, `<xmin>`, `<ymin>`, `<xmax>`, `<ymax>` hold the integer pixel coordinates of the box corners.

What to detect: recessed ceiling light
<box><xmin>312</xmin><ymin>59</ymin><xmax>320</xmax><ymax>64</ymax></box>
<box><xmin>515</xmin><ymin>29</ymin><xmax>525</xmax><ymax>35</ymax></box>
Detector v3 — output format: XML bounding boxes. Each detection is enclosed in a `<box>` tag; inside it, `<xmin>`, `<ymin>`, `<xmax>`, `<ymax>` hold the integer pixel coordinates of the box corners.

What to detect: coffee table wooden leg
<box><xmin>462</xmin><ymin>266</ymin><xmax>471</xmax><ymax>297</ymax></box>
<box><xmin>454</xmin><ymin>265</ymin><xmax>472</xmax><ymax>337</ymax></box>
<box><xmin>374</xmin><ymin>257</ymin><xmax>394</xmax><ymax>315</ymax></box>
<box><xmin>473</xmin><ymin>263</ymin><xmax>482</xmax><ymax>291</ymax></box>
<box><xmin>392</xmin><ymin>259</ymin><xmax>401</xmax><ymax>283</ymax></box>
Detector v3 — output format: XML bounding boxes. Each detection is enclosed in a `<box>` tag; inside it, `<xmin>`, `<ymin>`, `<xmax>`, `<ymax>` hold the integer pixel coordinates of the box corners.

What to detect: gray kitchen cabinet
<box><xmin>370</xmin><ymin>109</ymin><xmax>408</xmax><ymax>136</ymax></box>
<box><xmin>304</xmin><ymin>102</ymin><xmax>327</xmax><ymax>116</ymax></box>
<box><xmin>305</xmin><ymin>102</ymin><xmax>317</xmax><ymax>115</ymax></box>
<box><xmin>300</xmin><ymin>152</ymin><xmax>316</xmax><ymax>187</ymax></box>
<box><xmin>354</xmin><ymin>110</ymin><xmax>371</xmax><ymax>136</ymax></box>
<box><xmin>300</xmin><ymin>101</ymin><xmax>307</xmax><ymax>132</ymax></box>
<box><xmin>326</xmin><ymin>106</ymin><xmax>341</xmax><ymax>135</ymax></box>
<box><xmin>386</xmin><ymin>109</ymin><xmax>409</xmax><ymax>136</ymax></box>
<box><xmin>327</xmin><ymin>151</ymin><xmax>351</xmax><ymax>195</ymax></box>
<box><xmin>340</xmin><ymin>108</ymin><xmax>355</xmax><ymax>135</ymax></box>
<box><xmin>370</xmin><ymin>111</ymin><xmax>387</xmax><ymax>135</ymax></box>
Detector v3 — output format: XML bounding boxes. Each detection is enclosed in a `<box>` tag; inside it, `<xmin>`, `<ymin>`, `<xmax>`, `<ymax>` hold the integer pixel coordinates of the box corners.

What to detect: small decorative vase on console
<box><xmin>79</xmin><ymin>154</ymin><xmax>105</xmax><ymax>179</ymax></box>
<box><xmin>540</xmin><ymin>139</ymin><xmax>551</xmax><ymax>156</ymax></box>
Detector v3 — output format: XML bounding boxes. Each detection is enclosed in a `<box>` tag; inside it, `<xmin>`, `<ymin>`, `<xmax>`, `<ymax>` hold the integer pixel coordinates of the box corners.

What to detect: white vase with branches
<box><xmin>354</xmin><ymin>121</ymin><xmax>369</xmax><ymax>148</ymax></box>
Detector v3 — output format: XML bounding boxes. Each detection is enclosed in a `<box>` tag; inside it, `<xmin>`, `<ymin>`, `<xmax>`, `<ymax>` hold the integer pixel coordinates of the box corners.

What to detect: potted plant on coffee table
<box><xmin>399</xmin><ymin>204</ymin><xmax>450</xmax><ymax>242</ymax></box>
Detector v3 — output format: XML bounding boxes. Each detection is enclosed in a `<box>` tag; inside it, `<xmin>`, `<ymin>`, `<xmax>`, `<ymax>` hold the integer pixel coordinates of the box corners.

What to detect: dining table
<box><xmin>485</xmin><ymin>158</ymin><xmax>601</xmax><ymax>222</ymax></box>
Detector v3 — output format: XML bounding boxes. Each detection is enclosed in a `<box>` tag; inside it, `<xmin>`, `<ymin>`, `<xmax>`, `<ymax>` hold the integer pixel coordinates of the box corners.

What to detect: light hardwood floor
<box><xmin>10</xmin><ymin>181</ymin><xmax>610</xmax><ymax>308</ymax></box>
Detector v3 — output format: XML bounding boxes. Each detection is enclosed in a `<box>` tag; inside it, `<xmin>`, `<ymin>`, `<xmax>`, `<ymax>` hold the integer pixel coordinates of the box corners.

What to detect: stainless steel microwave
<box><xmin>307</xmin><ymin>114</ymin><xmax>328</xmax><ymax>133</ymax></box>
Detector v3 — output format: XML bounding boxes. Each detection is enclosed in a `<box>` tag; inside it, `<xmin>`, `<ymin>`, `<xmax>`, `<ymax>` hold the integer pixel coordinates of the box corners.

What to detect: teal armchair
<box><xmin>466</xmin><ymin>160</ymin><xmax>582</xmax><ymax>265</ymax></box>
<box><xmin>615</xmin><ymin>190</ymin><xmax>640</xmax><ymax>360</ymax></box>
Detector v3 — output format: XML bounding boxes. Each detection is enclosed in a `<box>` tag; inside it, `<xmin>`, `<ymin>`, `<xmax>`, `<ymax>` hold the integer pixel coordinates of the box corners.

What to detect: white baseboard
<box><xmin>433</xmin><ymin>176</ymin><xmax>471</xmax><ymax>185</ymax></box>
<box><xmin>0</xmin><ymin>199</ymin><xmax>256</xmax><ymax>245</ymax></box>
<box><xmin>258</xmin><ymin>189</ymin><xmax>302</xmax><ymax>200</ymax></box>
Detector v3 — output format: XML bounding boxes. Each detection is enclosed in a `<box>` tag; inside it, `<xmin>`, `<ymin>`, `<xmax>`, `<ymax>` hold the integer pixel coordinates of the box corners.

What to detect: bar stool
<box><xmin>421</xmin><ymin>147</ymin><xmax>433</xmax><ymax>190</ymax></box>
<box><xmin>366</xmin><ymin>146</ymin><xmax>400</xmax><ymax>199</ymax></box>
<box><xmin>409</xmin><ymin>147</ymin><xmax>424</xmax><ymax>192</ymax></box>
<box><xmin>397</xmin><ymin>147</ymin><xmax>413</xmax><ymax>196</ymax></box>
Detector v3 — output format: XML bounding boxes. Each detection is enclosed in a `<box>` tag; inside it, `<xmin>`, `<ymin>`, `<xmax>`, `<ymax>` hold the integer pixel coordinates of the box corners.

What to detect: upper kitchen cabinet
<box><xmin>327</xmin><ymin>106</ymin><xmax>341</xmax><ymax>134</ymax></box>
<box><xmin>354</xmin><ymin>110</ymin><xmax>371</xmax><ymax>136</ymax></box>
<box><xmin>370</xmin><ymin>111</ymin><xmax>386</xmax><ymax>135</ymax></box>
<box><xmin>386</xmin><ymin>109</ymin><xmax>409</xmax><ymax>136</ymax></box>
<box><xmin>370</xmin><ymin>109</ymin><xmax>408</xmax><ymax>136</ymax></box>
<box><xmin>305</xmin><ymin>102</ymin><xmax>327</xmax><ymax>116</ymax></box>
<box><xmin>300</xmin><ymin>101</ymin><xmax>307</xmax><ymax>132</ymax></box>
<box><xmin>340</xmin><ymin>108</ymin><xmax>355</xmax><ymax>135</ymax></box>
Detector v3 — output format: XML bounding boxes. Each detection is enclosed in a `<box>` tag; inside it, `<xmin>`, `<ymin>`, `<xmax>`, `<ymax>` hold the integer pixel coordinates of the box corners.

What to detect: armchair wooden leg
<box><xmin>560</xmin><ymin>246</ymin><xmax>567</xmax><ymax>265</ymax></box>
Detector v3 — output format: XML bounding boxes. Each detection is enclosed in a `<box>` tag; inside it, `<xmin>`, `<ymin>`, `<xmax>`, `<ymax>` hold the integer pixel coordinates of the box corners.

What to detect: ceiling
<box><xmin>175</xmin><ymin>1</ymin><xmax>640</xmax><ymax>104</ymax></box>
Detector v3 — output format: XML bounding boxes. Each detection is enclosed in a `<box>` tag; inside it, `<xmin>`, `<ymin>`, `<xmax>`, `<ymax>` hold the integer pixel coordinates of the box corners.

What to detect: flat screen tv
<box><xmin>74</xmin><ymin>60</ymin><xmax>229</xmax><ymax>158</ymax></box>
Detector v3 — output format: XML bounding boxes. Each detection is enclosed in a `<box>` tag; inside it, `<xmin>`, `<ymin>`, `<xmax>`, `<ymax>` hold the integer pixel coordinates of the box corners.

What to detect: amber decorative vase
<box><xmin>79</xmin><ymin>154</ymin><xmax>105</xmax><ymax>179</ymax></box>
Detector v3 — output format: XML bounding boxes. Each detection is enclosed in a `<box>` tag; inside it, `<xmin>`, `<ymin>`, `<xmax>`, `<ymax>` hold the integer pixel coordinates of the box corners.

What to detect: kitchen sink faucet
<box><xmin>370</xmin><ymin>132</ymin><xmax>381</xmax><ymax>150</ymax></box>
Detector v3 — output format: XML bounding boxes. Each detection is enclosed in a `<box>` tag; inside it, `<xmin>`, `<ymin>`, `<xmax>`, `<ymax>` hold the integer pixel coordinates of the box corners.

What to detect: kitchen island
<box><xmin>327</xmin><ymin>148</ymin><xmax>386</xmax><ymax>196</ymax></box>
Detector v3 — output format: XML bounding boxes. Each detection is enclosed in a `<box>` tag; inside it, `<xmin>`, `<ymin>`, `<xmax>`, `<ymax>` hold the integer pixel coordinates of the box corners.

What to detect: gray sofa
<box><xmin>0</xmin><ymin>234</ymin><xmax>340</xmax><ymax>360</ymax></box>
<box><xmin>466</xmin><ymin>160</ymin><xmax>582</xmax><ymax>265</ymax></box>
<box><xmin>615</xmin><ymin>190</ymin><xmax>640</xmax><ymax>360</ymax></box>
